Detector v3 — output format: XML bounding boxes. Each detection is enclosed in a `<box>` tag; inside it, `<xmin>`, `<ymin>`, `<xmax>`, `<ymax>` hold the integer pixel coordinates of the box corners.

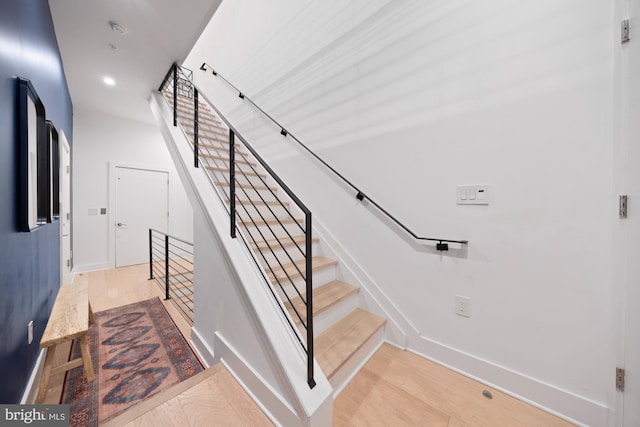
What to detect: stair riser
<box><xmin>273</xmin><ymin>264</ymin><xmax>337</xmax><ymax>298</ymax></box>
<box><xmin>237</xmin><ymin>220</ymin><xmax>305</xmax><ymax>242</ymax></box>
<box><xmin>255</xmin><ymin>240</ymin><xmax>319</xmax><ymax>268</ymax></box>
<box><xmin>286</xmin><ymin>290</ymin><xmax>360</xmax><ymax>341</ymax></box>
<box><xmin>307</xmin><ymin>292</ymin><xmax>359</xmax><ymax>337</ymax></box>
<box><xmin>329</xmin><ymin>326</ymin><xmax>385</xmax><ymax>397</ymax></box>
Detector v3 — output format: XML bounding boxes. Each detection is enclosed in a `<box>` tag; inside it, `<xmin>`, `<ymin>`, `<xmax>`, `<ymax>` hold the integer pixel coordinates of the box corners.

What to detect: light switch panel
<box><xmin>457</xmin><ymin>185</ymin><xmax>489</xmax><ymax>205</ymax></box>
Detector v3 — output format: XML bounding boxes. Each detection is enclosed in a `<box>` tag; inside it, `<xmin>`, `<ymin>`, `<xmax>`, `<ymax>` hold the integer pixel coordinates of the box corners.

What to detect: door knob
<box><xmin>117</xmin><ymin>222</ymin><xmax>127</xmax><ymax>227</ymax></box>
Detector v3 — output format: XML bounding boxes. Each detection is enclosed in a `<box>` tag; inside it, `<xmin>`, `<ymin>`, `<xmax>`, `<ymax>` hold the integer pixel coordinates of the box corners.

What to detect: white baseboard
<box><xmin>214</xmin><ymin>332</ymin><xmax>299</xmax><ymax>427</ymax></box>
<box><xmin>72</xmin><ymin>262</ymin><xmax>109</xmax><ymax>274</ymax></box>
<box><xmin>20</xmin><ymin>349</ymin><xmax>47</xmax><ymax>404</ymax></box>
<box><xmin>190</xmin><ymin>327</ymin><xmax>215</xmax><ymax>368</ymax></box>
<box><xmin>411</xmin><ymin>335</ymin><xmax>607</xmax><ymax>427</ymax></box>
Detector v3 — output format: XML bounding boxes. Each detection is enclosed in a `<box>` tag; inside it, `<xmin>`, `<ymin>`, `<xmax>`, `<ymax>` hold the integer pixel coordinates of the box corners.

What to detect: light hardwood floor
<box><xmin>37</xmin><ymin>264</ymin><xmax>272</xmax><ymax>426</ymax></box>
<box><xmin>39</xmin><ymin>264</ymin><xmax>573</xmax><ymax>426</ymax></box>
<box><xmin>334</xmin><ymin>343</ymin><xmax>574</xmax><ymax>426</ymax></box>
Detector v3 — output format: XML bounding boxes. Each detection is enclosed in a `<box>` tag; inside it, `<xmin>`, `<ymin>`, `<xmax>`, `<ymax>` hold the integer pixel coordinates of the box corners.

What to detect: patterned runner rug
<box><xmin>60</xmin><ymin>297</ymin><xmax>203</xmax><ymax>426</ymax></box>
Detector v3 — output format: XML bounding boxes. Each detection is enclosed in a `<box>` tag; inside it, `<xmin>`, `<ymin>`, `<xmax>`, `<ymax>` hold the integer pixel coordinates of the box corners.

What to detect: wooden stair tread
<box><xmin>199</xmin><ymin>146</ymin><xmax>248</xmax><ymax>158</ymax></box>
<box><xmin>239</xmin><ymin>217</ymin><xmax>302</xmax><ymax>227</ymax></box>
<box><xmin>268</xmin><ymin>256</ymin><xmax>337</xmax><ymax>283</ymax></box>
<box><xmin>205</xmin><ymin>166</ymin><xmax>267</xmax><ymax>179</ymax></box>
<box><xmin>215</xmin><ymin>181</ymin><xmax>277</xmax><ymax>192</ymax></box>
<box><xmin>200</xmin><ymin>154</ymin><xmax>256</xmax><ymax>166</ymax></box>
<box><xmin>198</xmin><ymin>140</ymin><xmax>239</xmax><ymax>147</ymax></box>
<box><xmin>251</xmin><ymin>234</ymin><xmax>317</xmax><ymax>251</ymax></box>
<box><xmin>316</xmin><ymin>309</ymin><xmax>386</xmax><ymax>378</ymax></box>
<box><xmin>186</xmin><ymin>131</ymin><xmax>227</xmax><ymax>143</ymax></box>
<box><xmin>226</xmin><ymin>199</ymin><xmax>288</xmax><ymax>207</ymax></box>
<box><xmin>286</xmin><ymin>280</ymin><xmax>359</xmax><ymax>324</ymax></box>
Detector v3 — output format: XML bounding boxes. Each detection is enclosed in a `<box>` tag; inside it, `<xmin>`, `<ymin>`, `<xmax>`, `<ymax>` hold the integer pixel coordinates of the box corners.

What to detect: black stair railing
<box><xmin>159</xmin><ymin>63</ymin><xmax>316</xmax><ymax>389</ymax></box>
<box><xmin>149</xmin><ymin>228</ymin><xmax>194</xmax><ymax>324</ymax></box>
<box><xmin>199</xmin><ymin>62</ymin><xmax>468</xmax><ymax>251</ymax></box>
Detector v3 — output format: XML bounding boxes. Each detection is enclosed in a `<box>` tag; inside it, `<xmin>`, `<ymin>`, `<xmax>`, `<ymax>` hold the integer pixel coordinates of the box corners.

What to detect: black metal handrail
<box><xmin>199</xmin><ymin>62</ymin><xmax>468</xmax><ymax>251</ymax></box>
<box><xmin>159</xmin><ymin>63</ymin><xmax>316</xmax><ymax>388</ymax></box>
<box><xmin>149</xmin><ymin>228</ymin><xmax>194</xmax><ymax>324</ymax></box>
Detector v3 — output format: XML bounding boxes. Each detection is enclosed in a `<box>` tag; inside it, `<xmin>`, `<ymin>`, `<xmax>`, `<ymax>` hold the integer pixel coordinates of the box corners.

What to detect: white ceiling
<box><xmin>49</xmin><ymin>0</ymin><xmax>221</xmax><ymax>124</ymax></box>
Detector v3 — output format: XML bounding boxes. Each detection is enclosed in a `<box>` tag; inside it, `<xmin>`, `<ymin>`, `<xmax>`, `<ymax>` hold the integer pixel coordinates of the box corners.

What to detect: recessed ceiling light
<box><xmin>103</xmin><ymin>77</ymin><xmax>116</xmax><ymax>86</ymax></box>
<box><xmin>109</xmin><ymin>21</ymin><xmax>128</xmax><ymax>36</ymax></box>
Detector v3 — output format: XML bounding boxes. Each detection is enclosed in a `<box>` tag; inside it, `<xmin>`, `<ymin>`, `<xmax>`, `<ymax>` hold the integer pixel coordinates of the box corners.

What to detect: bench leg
<box><xmin>88</xmin><ymin>301</ymin><xmax>95</xmax><ymax>325</ymax></box>
<box><xmin>36</xmin><ymin>345</ymin><xmax>58</xmax><ymax>404</ymax></box>
<box><xmin>79</xmin><ymin>335</ymin><xmax>95</xmax><ymax>382</ymax></box>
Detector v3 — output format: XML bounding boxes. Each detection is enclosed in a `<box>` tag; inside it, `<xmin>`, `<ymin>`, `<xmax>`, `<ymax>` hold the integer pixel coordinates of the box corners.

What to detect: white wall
<box><xmin>184</xmin><ymin>0</ymin><xmax>617</xmax><ymax>424</ymax></box>
<box><xmin>73</xmin><ymin>108</ymin><xmax>193</xmax><ymax>271</ymax></box>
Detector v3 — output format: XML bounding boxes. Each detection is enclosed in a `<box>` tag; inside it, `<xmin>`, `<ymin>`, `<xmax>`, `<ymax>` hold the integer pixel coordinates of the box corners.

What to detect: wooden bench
<box><xmin>37</xmin><ymin>280</ymin><xmax>95</xmax><ymax>403</ymax></box>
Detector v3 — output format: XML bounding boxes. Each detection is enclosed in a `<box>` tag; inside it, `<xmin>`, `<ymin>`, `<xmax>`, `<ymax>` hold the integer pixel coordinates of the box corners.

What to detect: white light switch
<box><xmin>88</xmin><ymin>208</ymin><xmax>99</xmax><ymax>215</ymax></box>
<box><xmin>457</xmin><ymin>185</ymin><xmax>490</xmax><ymax>205</ymax></box>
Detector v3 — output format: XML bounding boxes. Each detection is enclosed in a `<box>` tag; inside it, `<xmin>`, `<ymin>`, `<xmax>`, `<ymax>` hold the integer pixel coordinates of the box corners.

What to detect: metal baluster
<box><xmin>194</xmin><ymin>88</ymin><xmax>199</xmax><ymax>168</ymax></box>
<box><xmin>172</xmin><ymin>64</ymin><xmax>177</xmax><ymax>127</ymax></box>
<box><xmin>165</xmin><ymin>234</ymin><xmax>170</xmax><ymax>300</ymax></box>
<box><xmin>230</xmin><ymin>129</ymin><xmax>236</xmax><ymax>238</ymax></box>
<box><xmin>149</xmin><ymin>229</ymin><xmax>154</xmax><ymax>279</ymax></box>
<box><xmin>305</xmin><ymin>211</ymin><xmax>315</xmax><ymax>388</ymax></box>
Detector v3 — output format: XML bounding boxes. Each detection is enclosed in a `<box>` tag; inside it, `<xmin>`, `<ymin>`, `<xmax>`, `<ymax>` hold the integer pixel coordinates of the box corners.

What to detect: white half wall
<box><xmin>183</xmin><ymin>0</ymin><xmax>617</xmax><ymax>424</ymax></box>
<box><xmin>72</xmin><ymin>108</ymin><xmax>193</xmax><ymax>270</ymax></box>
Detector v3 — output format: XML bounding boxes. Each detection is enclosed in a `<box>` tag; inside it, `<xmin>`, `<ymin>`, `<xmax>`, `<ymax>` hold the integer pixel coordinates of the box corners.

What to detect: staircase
<box><xmin>160</xmin><ymin>69</ymin><xmax>387</xmax><ymax>394</ymax></box>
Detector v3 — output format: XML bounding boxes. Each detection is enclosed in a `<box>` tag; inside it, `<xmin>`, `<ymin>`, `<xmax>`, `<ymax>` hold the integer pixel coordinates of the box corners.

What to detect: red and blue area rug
<box><xmin>61</xmin><ymin>297</ymin><xmax>203</xmax><ymax>426</ymax></box>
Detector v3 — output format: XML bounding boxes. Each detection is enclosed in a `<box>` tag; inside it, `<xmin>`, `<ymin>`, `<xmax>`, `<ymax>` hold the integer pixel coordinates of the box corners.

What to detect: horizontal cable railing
<box><xmin>149</xmin><ymin>228</ymin><xmax>194</xmax><ymax>324</ymax></box>
<box><xmin>159</xmin><ymin>63</ymin><xmax>316</xmax><ymax>389</ymax></box>
<box><xmin>199</xmin><ymin>62</ymin><xmax>468</xmax><ymax>251</ymax></box>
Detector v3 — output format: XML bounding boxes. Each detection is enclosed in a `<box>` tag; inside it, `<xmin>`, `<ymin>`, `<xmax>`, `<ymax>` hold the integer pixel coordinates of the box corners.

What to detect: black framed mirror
<box><xmin>47</xmin><ymin>120</ymin><xmax>60</xmax><ymax>220</ymax></box>
<box><xmin>17</xmin><ymin>77</ymin><xmax>48</xmax><ymax>231</ymax></box>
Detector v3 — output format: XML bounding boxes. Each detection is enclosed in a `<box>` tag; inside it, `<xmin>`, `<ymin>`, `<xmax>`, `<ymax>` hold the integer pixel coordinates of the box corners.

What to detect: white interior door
<box><xmin>623</xmin><ymin>1</ymin><xmax>640</xmax><ymax>425</ymax></box>
<box><xmin>59</xmin><ymin>131</ymin><xmax>72</xmax><ymax>285</ymax></box>
<box><xmin>115</xmin><ymin>167</ymin><xmax>168</xmax><ymax>267</ymax></box>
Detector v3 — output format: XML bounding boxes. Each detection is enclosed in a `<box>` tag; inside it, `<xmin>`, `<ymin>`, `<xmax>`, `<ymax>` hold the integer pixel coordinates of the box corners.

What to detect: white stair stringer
<box><xmin>150</xmin><ymin>91</ymin><xmax>333</xmax><ymax>427</ymax></box>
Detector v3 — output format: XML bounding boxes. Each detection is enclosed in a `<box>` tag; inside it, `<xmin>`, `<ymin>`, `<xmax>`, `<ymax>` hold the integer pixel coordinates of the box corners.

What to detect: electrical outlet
<box><xmin>455</xmin><ymin>295</ymin><xmax>471</xmax><ymax>317</ymax></box>
<box><xmin>28</xmin><ymin>321</ymin><xmax>33</xmax><ymax>344</ymax></box>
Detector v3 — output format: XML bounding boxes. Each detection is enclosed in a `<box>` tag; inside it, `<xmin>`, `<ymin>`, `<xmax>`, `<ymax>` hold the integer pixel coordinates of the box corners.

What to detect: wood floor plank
<box><xmin>102</xmin><ymin>367</ymin><xmax>221</xmax><ymax>427</ymax></box>
<box><xmin>204</xmin><ymin>368</ymin><xmax>273</xmax><ymax>426</ymax></box>
<box><xmin>128</xmin><ymin>398</ymin><xmax>188</xmax><ymax>427</ymax></box>
<box><xmin>334</xmin><ymin>368</ymin><xmax>450</xmax><ymax>427</ymax></box>
<box><xmin>175</xmin><ymin>370</ymin><xmax>274</xmax><ymax>427</ymax></box>
<box><xmin>342</xmin><ymin>344</ymin><xmax>574</xmax><ymax>427</ymax></box>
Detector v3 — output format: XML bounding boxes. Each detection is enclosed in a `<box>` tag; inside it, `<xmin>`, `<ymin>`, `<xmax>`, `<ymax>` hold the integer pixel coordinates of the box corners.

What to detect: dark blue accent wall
<box><xmin>0</xmin><ymin>0</ymin><xmax>73</xmax><ymax>403</ymax></box>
